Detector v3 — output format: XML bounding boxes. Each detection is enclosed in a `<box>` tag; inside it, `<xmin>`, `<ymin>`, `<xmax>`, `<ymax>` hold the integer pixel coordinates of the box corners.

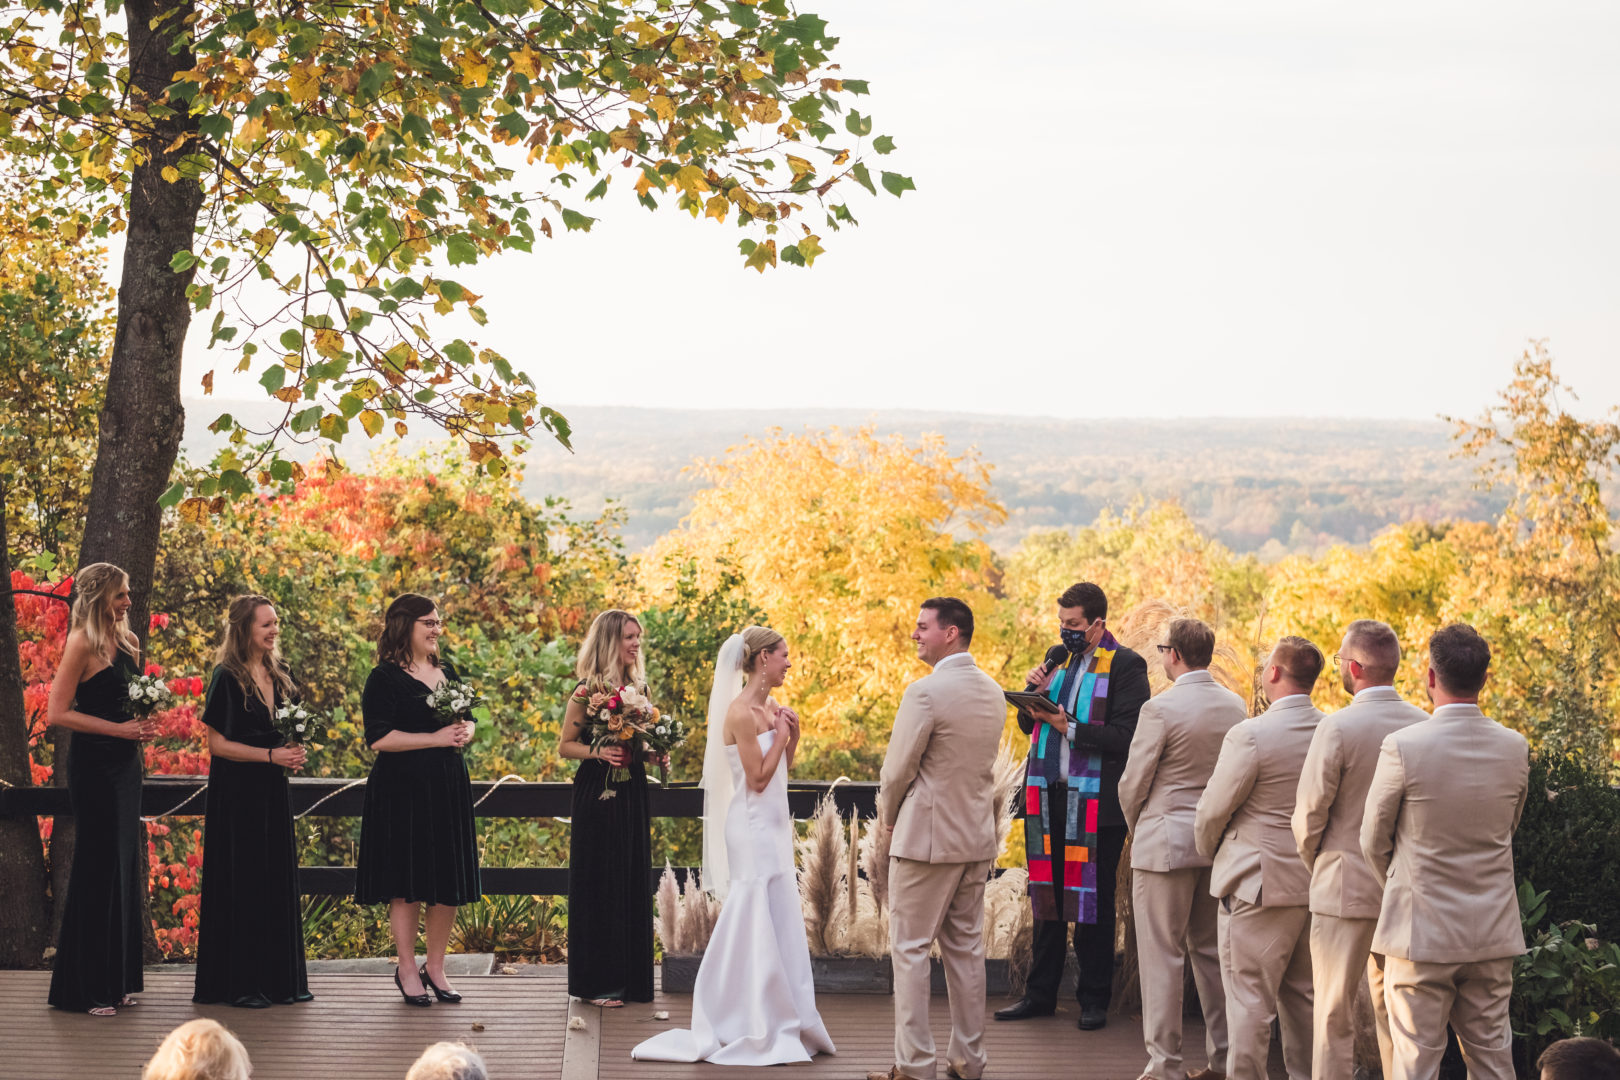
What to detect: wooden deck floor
<box><xmin>0</xmin><ymin>967</ymin><xmax>1276</xmax><ymax>1080</ymax></box>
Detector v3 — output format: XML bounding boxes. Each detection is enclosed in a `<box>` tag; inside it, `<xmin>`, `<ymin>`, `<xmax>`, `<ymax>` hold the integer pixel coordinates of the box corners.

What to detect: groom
<box><xmin>869</xmin><ymin>597</ymin><xmax>1007</xmax><ymax>1080</ymax></box>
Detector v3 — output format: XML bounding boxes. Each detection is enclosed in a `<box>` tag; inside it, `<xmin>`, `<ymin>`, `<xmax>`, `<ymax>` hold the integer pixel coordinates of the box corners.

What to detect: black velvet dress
<box><xmin>566</xmin><ymin>683</ymin><xmax>655</xmax><ymax>1003</ymax></box>
<box><xmin>354</xmin><ymin>661</ymin><xmax>481</xmax><ymax>906</ymax></box>
<box><xmin>48</xmin><ymin>651</ymin><xmax>145</xmax><ymax>1012</ymax></box>
<box><xmin>192</xmin><ymin>666</ymin><xmax>313</xmax><ymax>1007</ymax></box>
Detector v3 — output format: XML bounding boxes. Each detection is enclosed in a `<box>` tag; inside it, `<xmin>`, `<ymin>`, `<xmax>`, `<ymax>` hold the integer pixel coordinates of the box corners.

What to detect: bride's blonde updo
<box><xmin>739</xmin><ymin>626</ymin><xmax>785</xmax><ymax>679</ymax></box>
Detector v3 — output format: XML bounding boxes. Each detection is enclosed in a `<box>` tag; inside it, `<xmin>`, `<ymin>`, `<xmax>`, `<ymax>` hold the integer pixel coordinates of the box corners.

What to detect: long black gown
<box><xmin>567</xmin><ymin>683</ymin><xmax>655</xmax><ymax>1003</ymax></box>
<box><xmin>48</xmin><ymin>651</ymin><xmax>145</xmax><ymax>1012</ymax></box>
<box><xmin>354</xmin><ymin>661</ymin><xmax>481</xmax><ymax>906</ymax></box>
<box><xmin>192</xmin><ymin>666</ymin><xmax>313</xmax><ymax>1007</ymax></box>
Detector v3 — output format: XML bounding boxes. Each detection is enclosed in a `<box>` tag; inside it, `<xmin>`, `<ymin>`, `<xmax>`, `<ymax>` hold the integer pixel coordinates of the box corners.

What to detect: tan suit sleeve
<box><xmin>1292</xmin><ymin>720</ymin><xmax>1342</xmax><ymax>870</ymax></box>
<box><xmin>1359</xmin><ymin>735</ymin><xmax>1404</xmax><ymax>883</ymax></box>
<box><xmin>1511</xmin><ymin>735</ymin><xmax>1529</xmax><ymax>832</ymax></box>
<box><xmin>878</xmin><ymin>681</ymin><xmax>933</xmax><ymax>829</ymax></box>
<box><xmin>1194</xmin><ymin>724</ymin><xmax>1258</xmax><ymax>861</ymax></box>
<box><xmin>1117</xmin><ymin>696</ymin><xmax>1165</xmax><ymax>832</ymax></box>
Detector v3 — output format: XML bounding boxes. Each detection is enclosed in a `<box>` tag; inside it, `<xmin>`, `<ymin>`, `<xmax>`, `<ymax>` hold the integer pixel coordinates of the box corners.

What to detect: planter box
<box><xmin>661</xmin><ymin>955</ymin><xmax>1018</xmax><ymax>996</ymax></box>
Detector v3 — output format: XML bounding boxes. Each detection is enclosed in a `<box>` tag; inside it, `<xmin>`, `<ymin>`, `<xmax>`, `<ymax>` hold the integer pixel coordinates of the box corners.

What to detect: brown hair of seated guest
<box><xmin>142</xmin><ymin>1018</ymin><xmax>251</xmax><ymax>1080</ymax></box>
<box><xmin>1267</xmin><ymin>635</ymin><xmax>1325</xmax><ymax>692</ymax></box>
<box><xmin>378</xmin><ymin>592</ymin><xmax>440</xmax><ymax>669</ymax></box>
<box><xmin>1165</xmin><ymin>616</ymin><xmax>1216</xmax><ymax>669</ymax></box>
<box><xmin>1538</xmin><ymin>1036</ymin><xmax>1620</xmax><ymax>1080</ymax></box>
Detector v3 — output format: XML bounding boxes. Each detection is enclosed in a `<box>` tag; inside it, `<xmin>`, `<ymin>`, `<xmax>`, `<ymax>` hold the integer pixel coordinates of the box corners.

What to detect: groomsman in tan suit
<box><xmin>1119</xmin><ymin>616</ymin><xmax>1246</xmax><ymax>1080</ymax></box>
<box><xmin>869</xmin><ymin>597</ymin><xmax>1007</xmax><ymax>1080</ymax></box>
<box><xmin>1292</xmin><ymin>620</ymin><xmax>1428</xmax><ymax>1080</ymax></box>
<box><xmin>1194</xmin><ymin>637</ymin><xmax>1325</xmax><ymax>1080</ymax></box>
<box><xmin>1361</xmin><ymin>624</ymin><xmax>1529</xmax><ymax>1080</ymax></box>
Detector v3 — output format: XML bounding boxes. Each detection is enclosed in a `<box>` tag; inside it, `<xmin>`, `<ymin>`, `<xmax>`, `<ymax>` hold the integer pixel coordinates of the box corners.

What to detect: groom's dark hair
<box><xmin>921</xmin><ymin>597</ymin><xmax>974</xmax><ymax>646</ymax></box>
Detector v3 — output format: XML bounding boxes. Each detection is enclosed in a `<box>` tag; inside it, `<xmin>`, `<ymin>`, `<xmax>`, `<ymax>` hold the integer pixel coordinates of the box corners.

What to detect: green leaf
<box><xmin>157</xmin><ymin>480</ymin><xmax>187</xmax><ymax>509</ymax></box>
<box><xmin>198</xmin><ymin>113</ymin><xmax>231</xmax><ymax>142</ymax></box>
<box><xmin>219</xmin><ymin>469</ymin><xmax>254</xmax><ymax>496</ymax></box>
<box><xmin>259</xmin><ymin>365</ymin><xmax>286</xmax><ymax>392</ymax></box>
<box><xmin>585</xmin><ymin>178</ymin><xmax>609</xmax><ymax>201</ymax></box>
<box><xmin>851</xmin><ymin>162</ymin><xmax>876</xmax><ymax>196</ymax></box>
<box><xmin>444</xmin><ymin>339</ymin><xmax>475</xmax><ymax>367</ymax></box>
<box><xmin>169</xmin><ymin>250</ymin><xmax>198</xmax><ymax>272</ymax></box>
<box><xmin>269</xmin><ymin>459</ymin><xmax>293</xmax><ymax>482</ymax></box>
<box><xmin>842</xmin><ymin>79</ymin><xmax>870</xmax><ymax>94</ymax></box>
<box><xmin>560</xmin><ymin>209</ymin><xmax>595</xmax><ymax>232</ymax></box>
<box><xmin>290</xmin><ymin>406</ymin><xmax>323</xmax><ymax>433</ymax></box>
<box><xmin>325</xmin><ymin>278</ymin><xmax>347</xmax><ymax>298</ymax></box>
<box><xmin>844</xmin><ymin>110</ymin><xmax>872</xmax><ymax>137</ymax></box>
<box><xmin>873</xmin><ymin>135</ymin><xmax>896</xmax><ymax>154</ymax></box>
<box><xmin>446</xmin><ymin>234</ymin><xmax>478</xmax><ymax>265</ymax></box>
<box><xmin>881</xmin><ymin>171</ymin><xmax>916</xmax><ymax>197</ymax></box>
<box><xmin>279</xmin><ymin>329</ymin><xmax>303</xmax><ymax>351</ymax></box>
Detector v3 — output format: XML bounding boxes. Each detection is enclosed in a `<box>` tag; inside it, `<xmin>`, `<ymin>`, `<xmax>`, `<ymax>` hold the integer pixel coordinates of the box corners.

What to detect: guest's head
<box><xmin>1057</xmin><ymin>583</ymin><xmax>1108</xmax><ymax>653</ymax></box>
<box><xmin>1426</xmin><ymin>623</ymin><xmax>1490</xmax><ymax>705</ymax></box>
<box><xmin>913</xmin><ymin>597</ymin><xmax>973</xmax><ymax>666</ymax></box>
<box><xmin>740</xmin><ymin>626</ymin><xmax>789</xmax><ymax>687</ymax></box>
<box><xmin>71</xmin><ymin>561</ymin><xmax>139</xmax><ymax>661</ymax></box>
<box><xmin>379</xmin><ymin>593</ymin><xmax>442</xmax><ymax>669</ymax></box>
<box><xmin>576</xmin><ymin>609</ymin><xmax>645</xmax><ymax>692</ymax></box>
<box><xmin>218</xmin><ymin>594</ymin><xmax>296</xmax><ymax>705</ymax></box>
<box><xmin>1335</xmin><ymin>618</ymin><xmax>1400</xmax><ymax>695</ymax></box>
<box><xmin>405</xmin><ymin>1041</ymin><xmax>488</xmax><ymax>1080</ymax></box>
<box><xmin>1262</xmin><ymin>636</ymin><xmax>1324</xmax><ymax>701</ymax></box>
<box><xmin>1538</xmin><ymin>1036</ymin><xmax>1620</xmax><ymax>1080</ymax></box>
<box><xmin>142</xmin><ymin>1019</ymin><xmax>252</xmax><ymax>1080</ymax></box>
<box><xmin>1159</xmin><ymin>616</ymin><xmax>1215</xmax><ymax>680</ymax></box>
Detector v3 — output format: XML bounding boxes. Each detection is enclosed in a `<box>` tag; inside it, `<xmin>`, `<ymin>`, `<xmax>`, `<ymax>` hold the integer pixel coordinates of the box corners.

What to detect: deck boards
<box><xmin>0</xmin><ymin>967</ymin><xmax>1282</xmax><ymax>1080</ymax></box>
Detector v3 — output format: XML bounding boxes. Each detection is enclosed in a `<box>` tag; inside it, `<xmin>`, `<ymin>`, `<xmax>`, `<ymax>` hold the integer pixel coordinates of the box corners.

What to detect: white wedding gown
<box><xmin>632</xmin><ymin>730</ymin><xmax>835</xmax><ymax>1065</ymax></box>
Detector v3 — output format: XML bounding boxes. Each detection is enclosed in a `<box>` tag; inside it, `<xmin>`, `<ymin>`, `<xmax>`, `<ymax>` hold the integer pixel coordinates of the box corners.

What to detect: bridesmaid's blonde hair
<box><xmin>575</xmin><ymin>609</ymin><xmax>645</xmax><ymax>693</ymax></box>
<box><xmin>70</xmin><ymin>562</ymin><xmax>140</xmax><ymax>664</ymax></box>
<box><xmin>142</xmin><ymin>1018</ymin><xmax>251</xmax><ymax>1080</ymax></box>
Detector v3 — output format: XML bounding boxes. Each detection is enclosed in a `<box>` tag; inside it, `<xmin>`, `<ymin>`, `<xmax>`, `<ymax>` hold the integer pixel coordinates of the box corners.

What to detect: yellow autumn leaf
<box><xmin>313</xmin><ymin>328</ymin><xmax>345</xmax><ymax>358</ymax></box>
<box><xmin>649</xmin><ymin>94</ymin><xmax>676</xmax><ymax>123</ymax></box>
<box><xmin>358</xmin><ymin>409</ymin><xmax>383</xmax><ymax>437</ymax></box>
<box><xmin>288</xmin><ymin>63</ymin><xmax>323</xmax><ymax>104</ymax></box>
<box><xmin>178</xmin><ymin>497</ymin><xmax>211</xmax><ymax>525</ymax></box>
<box><xmin>160</xmin><ymin>166</ymin><xmax>180</xmax><ymax>183</ymax></box>
<box><xmin>704</xmin><ymin>194</ymin><xmax>729</xmax><ymax>222</ymax></box>
<box><xmin>785</xmin><ymin>154</ymin><xmax>813</xmax><ymax>182</ymax></box>
<box><xmin>673</xmin><ymin>165</ymin><xmax>710</xmax><ymax>195</ymax></box>
<box><xmin>750</xmin><ymin>99</ymin><xmax>781</xmax><ymax>124</ymax></box>
<box><xmin>458</xmin><ymin>52</ymin><xmax>491</xmax><ymax>88</ymax></box>
<box><xmin>609</xmin><ymin>128</ymin><xmax>639</xmax><ymax>151</ymax></box>
<box><xmin>510</xmin><ymin>46</ymin><xmax>541</xmax><ymax>78</ymax></box>
<box><xmin>246</xmin><ymin>25</ymin><xmax>277</xmax><ymax>49</ymax></box>
<box><xmin>628</xmin><ymin>86</ymin><xmax>651</xmax><ymax>104</ymax></box>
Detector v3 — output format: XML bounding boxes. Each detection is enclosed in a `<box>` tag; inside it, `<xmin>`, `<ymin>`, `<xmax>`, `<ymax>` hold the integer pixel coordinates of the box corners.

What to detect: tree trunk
<box><xmin>71</xmin><ymin>0</ymin><xmax>204</xmax><ymax>965</ymax></box>
<box><xmin>0</xmin><ymin>487</ymin><xmax>52</xmax><ymax>968</ymax></box>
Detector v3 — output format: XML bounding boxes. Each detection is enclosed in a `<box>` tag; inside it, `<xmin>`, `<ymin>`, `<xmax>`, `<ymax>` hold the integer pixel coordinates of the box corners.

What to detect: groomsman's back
<box><xmin>1361</xmin><ymin>624</ymin><xmax>1528</xmax><ymax>1080</ymax></box>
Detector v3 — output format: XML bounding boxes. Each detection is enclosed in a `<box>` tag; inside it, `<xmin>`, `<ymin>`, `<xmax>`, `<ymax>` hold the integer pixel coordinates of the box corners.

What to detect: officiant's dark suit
<box><xmin>999</xmin><ymin>583</ymin><xmax>1151</xmax><ymax>1031</ymax></box>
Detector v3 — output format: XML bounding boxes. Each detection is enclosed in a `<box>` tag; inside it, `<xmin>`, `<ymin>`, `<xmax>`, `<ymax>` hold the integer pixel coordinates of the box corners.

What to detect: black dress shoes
<box><xmin>993</xmin><ymin>998</ymin><xmax>1054</xmax><ymax>1021</ymax></box>
<box><xmin>1077</xmin><ymin>1005</ymin><xmax>1107</xmax><ymax>1030</ymax></box>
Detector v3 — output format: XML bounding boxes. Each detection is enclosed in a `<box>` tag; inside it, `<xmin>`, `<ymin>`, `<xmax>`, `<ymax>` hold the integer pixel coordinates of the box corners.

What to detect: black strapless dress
<box><xmin>566</xmin><ymin>683</ymin><xmax>654</xmax><ymax>1003</ymax></box>
<box><xmin>48</xmin><ymin>652</ymin><xmax>146</xmax><ymax>1012</ymax></box>
<box><xmin>193</xmin><ymin>666</ymin><xmax>313</xmax><ymax>1007</ymax></box>
<box><xmin>354</xmin><ymin>661</ymin><xmax>481</xmax><ymax>906</ymax></box>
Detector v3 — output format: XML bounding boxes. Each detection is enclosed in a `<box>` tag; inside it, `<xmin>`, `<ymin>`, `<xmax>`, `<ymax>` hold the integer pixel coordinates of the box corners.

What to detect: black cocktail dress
<box><xmin>48</xmin><ymin>651</ymin><xmax>145</xmax><ymax>1012</ymax></box>
<box><xmin>193</xmin><ymin>666</ymin><xmax>313</xmax><ymax>1007</ymax></box>
<box><xmin>566</xmin><ymin>683</ymin><xmax>655</xmax><ymax>1003</ymax></box>
<box><xmin>354</xmin><ymin>661</ymin><xmax>480</xmax><ymax>906</ymax></box>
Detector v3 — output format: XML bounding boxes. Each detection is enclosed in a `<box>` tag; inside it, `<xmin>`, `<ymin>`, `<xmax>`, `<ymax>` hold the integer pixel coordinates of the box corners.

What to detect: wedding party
<box><xmin>2</xmin><ymin>0</ymin><xmax>1616</xmax><ymax>1078</ymax></box>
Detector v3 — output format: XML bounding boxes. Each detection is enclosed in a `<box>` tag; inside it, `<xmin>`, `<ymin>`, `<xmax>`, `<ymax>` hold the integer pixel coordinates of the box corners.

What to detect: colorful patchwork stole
<box><xmin>1023</xmin><ymin>630</ymin><xmax>1118</xmax><ymax>924</ymax></box>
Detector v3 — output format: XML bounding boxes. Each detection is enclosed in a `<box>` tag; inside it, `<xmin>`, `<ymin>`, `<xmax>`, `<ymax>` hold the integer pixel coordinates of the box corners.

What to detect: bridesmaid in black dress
<box><xmin>46</xmin><ymin>562</ymin><xmax>155</xmax><ymax>1015</ymax></box>
<box><xmin>560</xmin><ymin>608</ymin><xmax>660</xmax><ymax>1007</ymax></box>
<box><xmin>355</xmin><ymin>593</ymin><xmax>479</xmax><ymax>1006</ymax></box>
<box><xmin>193</xmin><ymin>594</ymin><xmax>313</xmax><ymax>1007</ymax></box>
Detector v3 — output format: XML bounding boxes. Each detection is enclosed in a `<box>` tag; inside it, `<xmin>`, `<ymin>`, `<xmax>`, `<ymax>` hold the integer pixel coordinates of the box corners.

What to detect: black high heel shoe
<box><xmin>395</xmin><ymin>968</ymin><xmax>433</xmax><ymax>1007</ymax></box>
<box><xmin>420</xmin><ymin>965</ymin><xmax>462</xmax><ymax>1003</ymax></box>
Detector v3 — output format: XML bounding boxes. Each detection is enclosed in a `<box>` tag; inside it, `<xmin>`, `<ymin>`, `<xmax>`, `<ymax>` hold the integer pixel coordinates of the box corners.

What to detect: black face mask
<box><xmin>1060</xmin><ymin>627</ymin><xmax>1091</xmax><ymax>654</ymax></box>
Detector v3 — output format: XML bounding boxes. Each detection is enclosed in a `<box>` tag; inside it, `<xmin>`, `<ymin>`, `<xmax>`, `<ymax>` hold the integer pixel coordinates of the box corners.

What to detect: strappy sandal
<box><xmin>88</xmin><ymin>1006</ymin><xmax>117</xmax><ymax>1017</ymax></box>
<box><xmin>588</xmin><ymin>997</ymin><xmax>624</xmax><ymax>1008</ymax></box>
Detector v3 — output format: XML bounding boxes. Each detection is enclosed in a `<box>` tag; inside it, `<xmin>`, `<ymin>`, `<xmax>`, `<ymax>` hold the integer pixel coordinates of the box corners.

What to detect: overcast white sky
<box><xmin>180</xmin><ymin>0</ymin><xmax>1620</xmax><ymax>421</ymax></box>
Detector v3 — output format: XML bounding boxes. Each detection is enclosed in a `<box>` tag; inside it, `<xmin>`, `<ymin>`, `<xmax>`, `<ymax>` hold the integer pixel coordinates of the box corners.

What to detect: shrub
<box><xmin>1514</xmin><ymin>754</ymin><xmax>1620</xmax><ymax>940</ymax></box>
<box><xmin>1512</xmin><ymin>882</ymin><xmax>1620</xmax><ymax>1071</ymax></box>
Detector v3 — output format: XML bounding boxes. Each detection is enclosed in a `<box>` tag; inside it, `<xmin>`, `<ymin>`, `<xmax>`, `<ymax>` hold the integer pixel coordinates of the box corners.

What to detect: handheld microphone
<box><xmin>1025</xmin><ymin>644</ymin><xmax>1069</xmax><ymax>690</ymax></box>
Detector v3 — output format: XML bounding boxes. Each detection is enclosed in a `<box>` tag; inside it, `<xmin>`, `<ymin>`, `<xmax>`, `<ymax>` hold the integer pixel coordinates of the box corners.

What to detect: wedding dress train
<box><xmin>631</xmin><ymin>730</ymin><xmax>835</xmax><ymax>1065</ymax></box>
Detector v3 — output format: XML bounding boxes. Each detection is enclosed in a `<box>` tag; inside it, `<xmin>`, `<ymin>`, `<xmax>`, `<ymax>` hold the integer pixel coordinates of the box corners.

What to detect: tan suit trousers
<box><xmin>1384</xmin><ymin>956</ymin><xmax>1513</xmax><ymax>1080</ymax></box>
<box><xmin>1309</xmin><ymin>914</ymin><xmax>1391</xmax><ymax>1080</ymax></box>
<box><xmin>1133</xmin><ymin>866</ymin><xmax>1228</xmax><ymax>1079</ymax></box>
<box><xmin>1219</xmin><ymin>897</ymin><xmax>1313</xmax><ymax>1080</ymax></box>
<box><xmin>889</xmin><ymin>857</ymin><xmax>992</xmax><ymax>1080</ymax></box>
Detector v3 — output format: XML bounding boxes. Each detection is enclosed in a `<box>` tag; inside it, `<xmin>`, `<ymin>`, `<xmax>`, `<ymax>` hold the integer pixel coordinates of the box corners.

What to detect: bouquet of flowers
<box><xmin>425</xmin><ymin>679</ymin><xmax>489</xmax><ymax>752</ymax></box>
<box><xmin>125</xmin><ymin>673</ymin><xmax>175</xmax><ymax>718</ymax></box>
<box><xmin>581</xmin><ymin>684</ymin><xmax>686</xmax><ymax>796</ymax></box>
<box><xmin>273</xmin><ymin>700</ymin><xmax>317</xmax><ymax>745</ymax></box>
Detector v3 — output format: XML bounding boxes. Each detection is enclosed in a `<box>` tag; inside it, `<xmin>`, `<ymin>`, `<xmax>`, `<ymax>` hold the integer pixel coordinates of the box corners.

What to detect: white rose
<box><xmin>294</xmin><ymin>723</ymin><xmax>306</xmax><ymax>733</ymax></box>
<box><xmin>656</xmin><ymin>725</ymin><xmax>668</xmax><ymax>736</ymax></box>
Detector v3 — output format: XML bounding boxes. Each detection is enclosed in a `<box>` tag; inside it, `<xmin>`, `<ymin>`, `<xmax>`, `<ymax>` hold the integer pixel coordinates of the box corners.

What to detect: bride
<box><xmin>631</xmin><ymin>626</ymin><xmax>835</xmax><ymax>1065</ymax></box>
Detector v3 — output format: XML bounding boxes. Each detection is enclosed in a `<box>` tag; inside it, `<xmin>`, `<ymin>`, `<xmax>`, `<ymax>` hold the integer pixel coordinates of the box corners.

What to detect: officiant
<box><xmin>997</xmin><ymin>582</ymin><xmax>1150</xmax><ymax>1032</ymax></box>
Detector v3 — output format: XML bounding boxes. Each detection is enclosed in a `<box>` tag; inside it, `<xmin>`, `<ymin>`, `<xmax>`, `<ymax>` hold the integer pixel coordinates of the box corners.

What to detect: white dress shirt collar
<box><xmin>1352</xmin><ymin>684</ymin><xmax>1401</xmax><ymax>703</ymax></box>
<box><xmin>1175</xmin><ymin>669</ymin><xmax>1214</xmax><ymax>685</ymax></box>
<box><xmin>933</xmin><ymin>651</ymin><xmax>975</xmax><ymax>671</ymax></box>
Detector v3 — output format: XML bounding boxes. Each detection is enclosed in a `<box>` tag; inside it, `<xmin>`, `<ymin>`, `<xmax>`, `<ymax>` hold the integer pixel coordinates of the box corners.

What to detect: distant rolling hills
<box><xmin>181</xmin><ymin>400</ymin><xmax>1504</xmax><ymax>556</ymax></box>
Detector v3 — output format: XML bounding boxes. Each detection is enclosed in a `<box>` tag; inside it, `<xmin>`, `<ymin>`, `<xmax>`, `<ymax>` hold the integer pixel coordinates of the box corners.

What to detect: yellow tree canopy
<box><xmin>640</xmin><ymin>427</ymin><xmax>1005</xmax><ymax>773</ymax></box>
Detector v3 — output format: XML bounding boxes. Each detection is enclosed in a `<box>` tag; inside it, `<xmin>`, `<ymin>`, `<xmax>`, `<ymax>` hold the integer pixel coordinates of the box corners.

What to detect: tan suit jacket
<box><xmin>879</xmin><ymin>653</ymin><xmax>1007</xmax><ymax>865</ymax></box>
<box><xmin>1119</xmin><ymin>670</ymin><xmax>1249</xmax><ymax>872</ymax></box>
<box><xmin>1361</xmin><ymin>703</ymin><xmax>1529</xmax><ymax>964</ymax></box>
<box><xmin>1292</xmin><ymin>686</ymin><xmax>1430</xmax><ymax>918</ymax></box>
<box><xmin>1194</xmin><ymin>696</ymin><xmax>1323</xmax><ymax>907</ymax></box>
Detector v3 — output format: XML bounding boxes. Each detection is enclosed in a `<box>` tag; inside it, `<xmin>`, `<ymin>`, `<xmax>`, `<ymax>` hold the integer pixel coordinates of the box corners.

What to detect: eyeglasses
<box><xmin>1155</xmin><ymin>644</ymin><xmax>1174</xmax><ymax>655</ymax></box>
<box><xmin>1331</xmin><ymin>653</ymin><xmax>1361</xmax><ymax>670</ymax></box>
<box><xmin>418</xmin><ymin>618</ymin><xmax>445</xmax><ymax>629</ymax></box>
